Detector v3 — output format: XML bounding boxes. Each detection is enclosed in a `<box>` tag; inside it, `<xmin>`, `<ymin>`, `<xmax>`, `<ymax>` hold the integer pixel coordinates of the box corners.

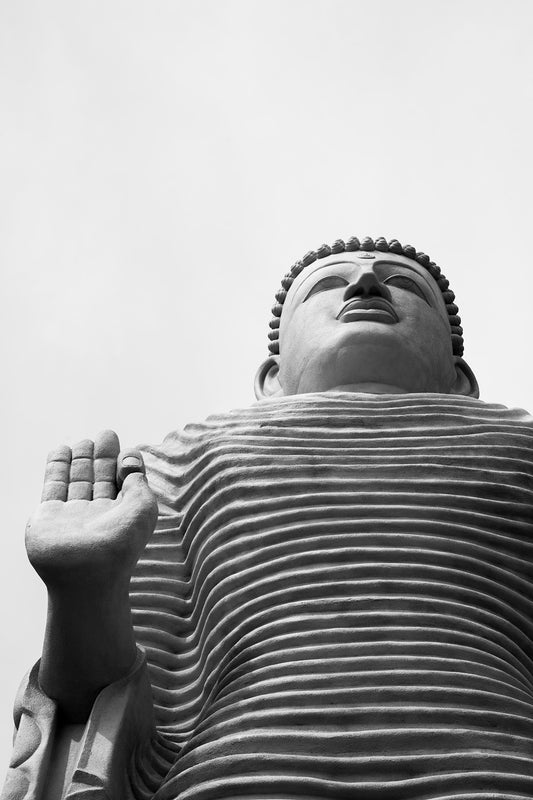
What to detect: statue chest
<box><xmin>133</xmin><ymin>401</ymin><xmax>533</xmax><ymax>797</ymax></box>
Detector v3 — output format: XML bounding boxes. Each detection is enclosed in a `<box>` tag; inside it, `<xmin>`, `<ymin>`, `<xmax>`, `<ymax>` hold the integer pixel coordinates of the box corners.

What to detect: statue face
<box><xmin>276</xmin><ymin>252</ymin><xmax>459</xmax><ymax>394</ymax></box>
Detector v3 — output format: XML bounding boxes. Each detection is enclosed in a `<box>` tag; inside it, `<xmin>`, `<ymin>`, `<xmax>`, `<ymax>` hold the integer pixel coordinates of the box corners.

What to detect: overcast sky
<box><xmin>2</xmin><ymin>0</ymin><xmax>533</xmax><ymax>772</ymax></box>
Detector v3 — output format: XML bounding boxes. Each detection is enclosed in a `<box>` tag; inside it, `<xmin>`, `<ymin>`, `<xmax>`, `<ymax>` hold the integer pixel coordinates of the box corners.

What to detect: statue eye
<box><xmin>383</xmin><ymin>275</ymin><xmax>429</xmax><ymax>304</ymax></box>
<box><xmin>303</xmin><ymin>276</ymin><xmax>348</xmax><ymax>302</ymax></box>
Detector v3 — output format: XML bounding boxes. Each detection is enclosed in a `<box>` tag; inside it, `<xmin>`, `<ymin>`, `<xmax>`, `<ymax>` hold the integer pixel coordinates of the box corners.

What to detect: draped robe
<box><xmin>4</xmin><ymin>393</ymin><xmax>533</xmax><ymax>799</ymax></box>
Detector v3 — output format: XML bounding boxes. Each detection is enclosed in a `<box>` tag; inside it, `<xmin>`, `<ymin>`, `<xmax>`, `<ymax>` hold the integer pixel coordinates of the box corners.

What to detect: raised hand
<box><xmin>26</xmin><ymin>430</ymin><xmax>158</xmax><ymax>722</ymax></box>
<box><xmin>26</xmin><ymin>430</ymin><xmax>157</xmax><ymax>591</ymax></box>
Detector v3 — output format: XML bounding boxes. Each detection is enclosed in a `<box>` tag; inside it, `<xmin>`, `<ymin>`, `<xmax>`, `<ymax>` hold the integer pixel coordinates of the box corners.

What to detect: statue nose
<box><xmin>343</xmin><ymin>270</ymin><xmax>392</xmax><ymax>302</ymax></box>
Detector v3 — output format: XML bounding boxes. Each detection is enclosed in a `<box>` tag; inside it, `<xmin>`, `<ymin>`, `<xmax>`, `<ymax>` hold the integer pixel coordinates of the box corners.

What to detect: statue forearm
<box><xmin>5</xmin><ymin>433</ymin><xmax>162</xmax><ymax>795</ymax></box>
<box><xmin>25</xmin><ymin>431</ymin><xmax>158</xmax><ymax>723</ymax></box>
<box><xmin>39</xmin><ymin>581</ymin><xmax>138</xmax><ymax>723</ymax></box>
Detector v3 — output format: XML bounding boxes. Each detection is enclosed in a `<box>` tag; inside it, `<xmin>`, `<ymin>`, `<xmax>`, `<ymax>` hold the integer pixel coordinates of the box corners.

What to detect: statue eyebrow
<box><xmin>374</xmin><ymin>259</ymin><xmax>433</xmax><ymax>282</ymax></box>
<box><xmin>296</xmin><ymin>260</ymin><xmax>355</xmax><ymax>287</ymax></box>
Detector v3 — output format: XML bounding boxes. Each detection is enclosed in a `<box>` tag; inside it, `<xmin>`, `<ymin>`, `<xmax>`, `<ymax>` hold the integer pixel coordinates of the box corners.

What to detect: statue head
<box><xmin>255</xmin><ymin>236</ymin><xmax>479</xmax><ymax>399</ymax></box>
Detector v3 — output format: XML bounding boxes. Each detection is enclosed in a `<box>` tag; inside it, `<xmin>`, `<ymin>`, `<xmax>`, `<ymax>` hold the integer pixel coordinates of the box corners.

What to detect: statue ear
<box><xmin>451</xmin><ymin>357</ymin><xmax>479</xmax><ymax>398</ymax></box>
<box><xmin>254</xmin><ymin>356</ymin><xmax>283</xmax><ymax>400</ymax></box>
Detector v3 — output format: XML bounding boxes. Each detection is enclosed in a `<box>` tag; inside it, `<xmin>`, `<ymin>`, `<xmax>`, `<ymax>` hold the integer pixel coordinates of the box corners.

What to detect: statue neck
<box><xmin>328</xmin><ymin>383</ymin><xmax>423</xmax><ymax>394</ymax></box>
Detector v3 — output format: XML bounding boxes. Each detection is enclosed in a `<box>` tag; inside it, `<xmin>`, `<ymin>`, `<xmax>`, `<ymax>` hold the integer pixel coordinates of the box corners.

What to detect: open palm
<box><xmin>26</xmin><ymin>430</ymin><xmax>158</xmax><ymax>590</ymax></box>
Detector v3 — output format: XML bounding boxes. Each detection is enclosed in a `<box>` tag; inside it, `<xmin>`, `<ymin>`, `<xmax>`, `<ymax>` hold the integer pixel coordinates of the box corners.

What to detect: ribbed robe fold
<box><xmin>131</xmin><ymin>393</ymin><xmax>533</xmax><ymax>798</ymax></box>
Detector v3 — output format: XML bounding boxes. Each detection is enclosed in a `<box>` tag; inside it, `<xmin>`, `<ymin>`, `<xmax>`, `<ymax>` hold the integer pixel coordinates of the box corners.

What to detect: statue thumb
<box><xmin>116</xmin><ymin>450</ymin><xmax>146</xmax><ymax>488</ymax></box>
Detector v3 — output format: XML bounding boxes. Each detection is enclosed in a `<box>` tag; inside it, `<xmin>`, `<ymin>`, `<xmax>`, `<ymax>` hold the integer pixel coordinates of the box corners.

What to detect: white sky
<box><xmin>2</xmin><ymin>0</ymin><xmax>533</xmax><ymax>772</ymax></box>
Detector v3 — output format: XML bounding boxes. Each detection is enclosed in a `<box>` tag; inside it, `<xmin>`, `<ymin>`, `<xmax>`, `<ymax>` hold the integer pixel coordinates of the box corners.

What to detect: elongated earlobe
<box><xmin>451</xmin><ymin>357</ymin><xmax>479</xmax><ymax>398</ymax></box>
<box><xmin>254</xmin><ymin>356</ymin><xmax>283</xmax><ymax>400</ymax></box>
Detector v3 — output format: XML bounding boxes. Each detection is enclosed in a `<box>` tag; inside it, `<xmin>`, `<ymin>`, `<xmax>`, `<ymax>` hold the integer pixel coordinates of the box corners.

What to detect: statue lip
<box><xmin>337</xmin><ymin>297</ymin><xmax>398</xmax><ymax>324</ymax></box>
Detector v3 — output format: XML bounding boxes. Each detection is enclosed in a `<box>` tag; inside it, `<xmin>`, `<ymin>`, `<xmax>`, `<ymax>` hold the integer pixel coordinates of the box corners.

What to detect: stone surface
<box><xmin>4</xmin><ymin>238</ymin><xmax>533</xmax><ymax>798</ymax></box>
<box><xmin>133</xmin><ymin>393</ymin><xmax>533</xmax><ymax>798</ymax></box>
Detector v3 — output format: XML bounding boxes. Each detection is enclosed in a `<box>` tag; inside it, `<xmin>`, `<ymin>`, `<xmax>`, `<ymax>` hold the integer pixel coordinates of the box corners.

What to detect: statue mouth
<box><xmin>337</xmin><ymin>298</ymin><xmax>398</xmax><ymax>324</ymax></box>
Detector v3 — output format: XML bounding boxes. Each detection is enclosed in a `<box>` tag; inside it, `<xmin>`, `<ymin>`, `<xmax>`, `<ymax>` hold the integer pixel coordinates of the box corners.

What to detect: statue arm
<box><xmin>39</xmin><ymin>577</ymin><xmax>138</xmax><ymax>723</ymax></box>
<box><xmin>2</xmin><ymin>431</ymin><xmax>159</xmax><ymax>799</ymax></box>
<box><xmin>26</xmin><ymin>430</ymin><xmax>158</xmax><ymax>722</ymax></box>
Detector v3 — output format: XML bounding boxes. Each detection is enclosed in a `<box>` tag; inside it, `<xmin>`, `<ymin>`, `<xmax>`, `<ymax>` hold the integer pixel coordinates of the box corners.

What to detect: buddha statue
<box><xmin>4</xmin><ymin>236</ymin><xmax>533</xmax><ymax>799</ymax></box>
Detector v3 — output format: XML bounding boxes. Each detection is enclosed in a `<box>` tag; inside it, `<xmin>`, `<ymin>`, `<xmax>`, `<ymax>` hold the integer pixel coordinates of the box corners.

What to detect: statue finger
<box><xmin>116</xmin><ymin>448</ymin><xmax>146</xmax><ymax>488</ymax></box>
<box><xmin>68</xmin><ymin>439</ymin><xmax>94</xmax><ymax>501</ymax></box>
<box><xmin>94</xmin><ymin>430</ymin><xmax>120</xmax><ymax>500</ymax></box>
<box><xmin>41</xmin><ymin>445</ymin><xmax>71</xmax><ymax>502</ymax></box>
